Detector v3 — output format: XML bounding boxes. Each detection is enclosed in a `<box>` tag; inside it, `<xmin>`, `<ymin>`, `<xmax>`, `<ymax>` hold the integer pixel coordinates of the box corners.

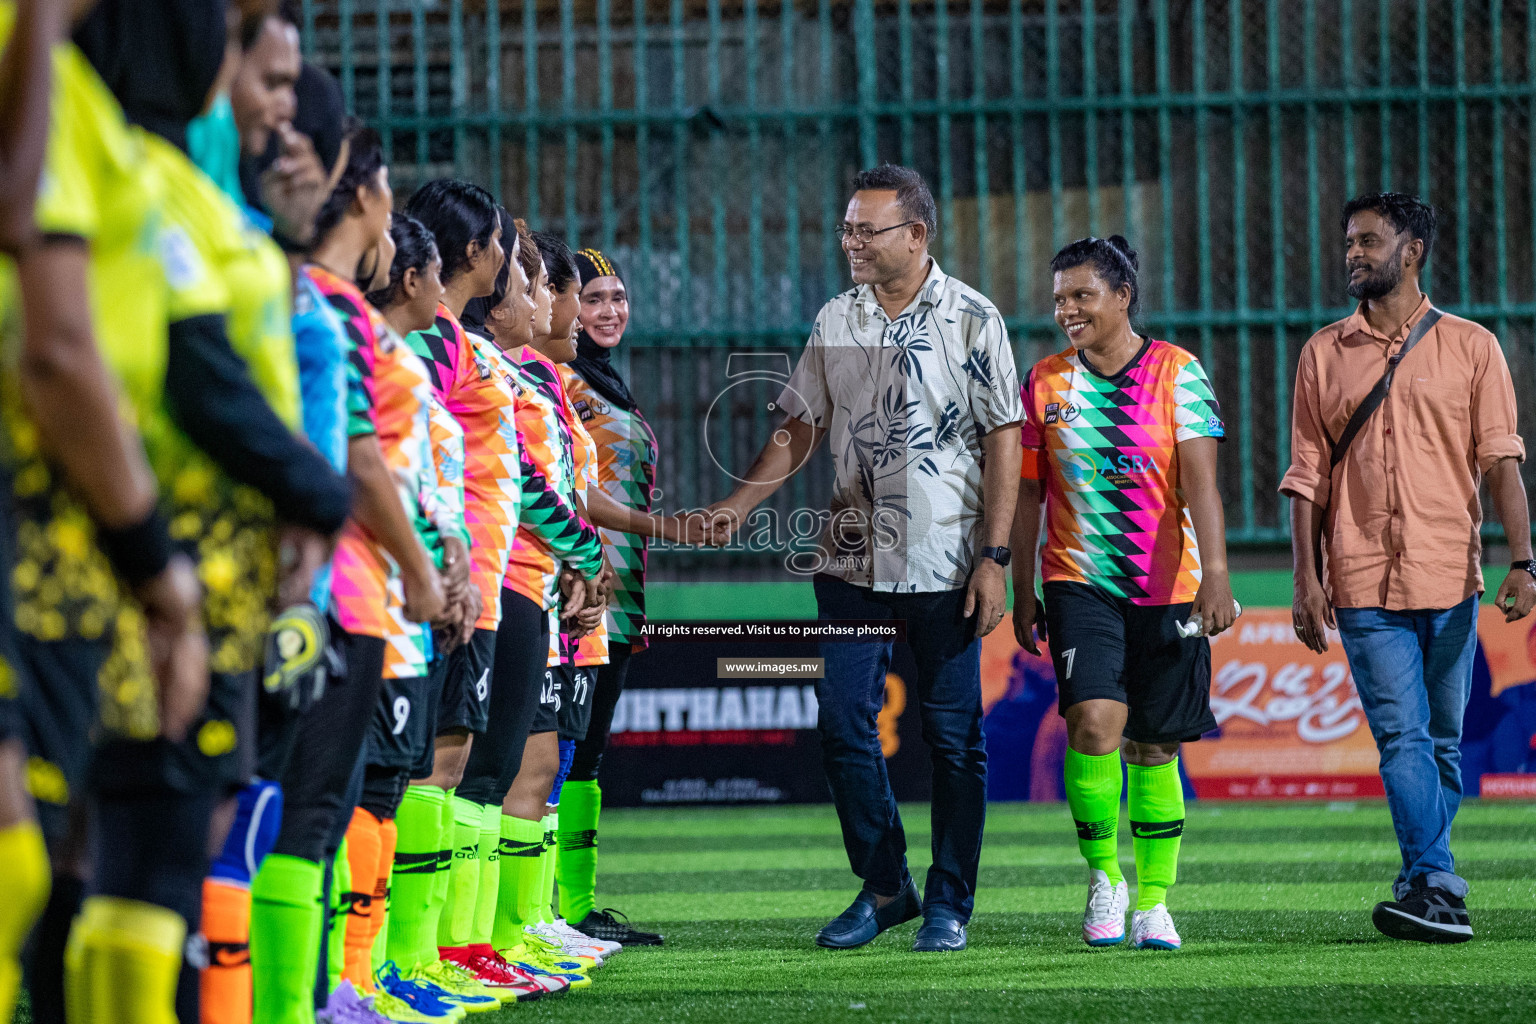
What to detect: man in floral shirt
<box><xmin>708</xmin><ymin>164</ymin><xmax>1022</xmax><ymax>953</ymax></box>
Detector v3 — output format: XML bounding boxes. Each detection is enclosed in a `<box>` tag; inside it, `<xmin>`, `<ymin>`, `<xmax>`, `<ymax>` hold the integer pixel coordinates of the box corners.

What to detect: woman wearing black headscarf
<box><xmin>553</xmin><ymin>251</ymin><xmax>666</xmax><ymax>946</ymax></box>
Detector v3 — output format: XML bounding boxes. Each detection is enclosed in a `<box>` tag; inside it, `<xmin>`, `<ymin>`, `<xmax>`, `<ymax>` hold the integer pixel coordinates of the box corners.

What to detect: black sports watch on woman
<box><xmin>1511</xmin><ymin>559</ymin><xmax>1536</xmax><ymax>579</ymax></box>
<box><xmin>980</xmin><ymin>546</ymin><xmax>1012</xmax><ymax>567</ymax></box>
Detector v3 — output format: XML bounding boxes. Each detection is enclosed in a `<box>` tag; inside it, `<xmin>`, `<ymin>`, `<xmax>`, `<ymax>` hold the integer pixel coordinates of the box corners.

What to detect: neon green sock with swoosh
<box><xmin>1064</xmin><ymin>747</ymin><xmax>1124</xmax><ymax>885</ymax></box>
<box><xmin>1128</xmin><ymin>758</ymin><xmax>1185</xmax><ymax>910</ymax></box>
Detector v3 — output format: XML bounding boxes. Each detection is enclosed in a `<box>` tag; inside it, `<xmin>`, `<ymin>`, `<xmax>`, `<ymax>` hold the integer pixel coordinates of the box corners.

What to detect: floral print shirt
<box><xmin>779</xmin><ymin>260</ymin><xmax>1023</xmax><ymax>592</ymax></box>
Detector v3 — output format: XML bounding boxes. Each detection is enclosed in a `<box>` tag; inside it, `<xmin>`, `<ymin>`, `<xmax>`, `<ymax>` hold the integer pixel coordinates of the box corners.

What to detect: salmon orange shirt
<box><xmin>1280</xmin><ymin>296</ymin><xmax>1524</xmax><ymax>610</ymax></box>
<box><xmin>308</xmin><ymin>266</ymin><xmax>435</xmax><ymax>676</ymax></box>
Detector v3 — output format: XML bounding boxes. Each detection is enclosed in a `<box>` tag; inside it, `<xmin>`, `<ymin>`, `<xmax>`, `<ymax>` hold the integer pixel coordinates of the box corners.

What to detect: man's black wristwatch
<box><xmin>980</xmin><ymin>546</ymin><xmax>1012</xmax><ymax>567</ymax></box>
<box><xmin>1512</xmin><ymin>559</ymin><xmax>1536</xmax><ymax>579</ymax></box>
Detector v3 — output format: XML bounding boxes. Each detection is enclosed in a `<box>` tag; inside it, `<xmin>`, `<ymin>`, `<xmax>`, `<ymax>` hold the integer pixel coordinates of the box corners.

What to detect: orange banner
<box><xmin>1181</xmin><ymin>609</ymin><xmax>1380</xmax><ymax>798</ymax></box>
<box><xmin>979</xmin><ymin>605</ymin><xmax>1536</xmax><ymax>801</ymax></box>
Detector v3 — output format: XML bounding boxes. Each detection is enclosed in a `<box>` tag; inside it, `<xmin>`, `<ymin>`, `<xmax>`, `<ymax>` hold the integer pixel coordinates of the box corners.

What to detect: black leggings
<box><xmin>456</xmin><ymin>589</ymin><xmax>547</xmax><ymax>807</ymax></box>
<box><xmin>90</xmin><ymin>785</ymin><xmax>216</xmax><ymax>1024</ymax></box>
<box><xmin>359</xmin><ymin>764</ymin><xmax>410</xmax><ymax>821</ymax></box>
<box><xmin>568</xmin><ymin>646</ymin><xmax>632</xmax><ymax>783</ymax></box>
<box><xmin>269</xmin><ymin>625</ymin><xmax>385</xmax><ymax>863</ymax></box>
<box><xmin>92</xmin><ymin>782</ymin><xmax>215</xmax><ymax>921</ymax></box>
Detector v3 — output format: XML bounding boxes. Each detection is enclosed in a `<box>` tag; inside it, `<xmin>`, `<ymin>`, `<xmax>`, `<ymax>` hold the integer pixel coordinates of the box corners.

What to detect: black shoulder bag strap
<box><xmin>1329</xmin><ymin>307</ymin><xmax>1443</xmax><ymax>470</ymax></box>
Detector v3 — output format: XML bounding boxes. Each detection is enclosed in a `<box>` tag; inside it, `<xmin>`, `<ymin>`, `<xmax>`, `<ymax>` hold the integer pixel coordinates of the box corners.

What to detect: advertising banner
<box><xmin>602</xmin><ymin>621</ymin><xmax>934</xmax><ymax>806</ymax></box>
<box><xmin>602</xmin><ymin>607</ymin><xmax>1536</xmax><ymax>807</ymax></box>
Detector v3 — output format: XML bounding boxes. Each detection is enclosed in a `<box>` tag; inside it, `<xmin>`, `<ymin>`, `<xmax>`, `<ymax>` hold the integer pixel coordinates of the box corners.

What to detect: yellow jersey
<box><xmin>143</xmin><ymin>132</ymin><xmax>301</xmax><ymax>676</ymax></box>
<box><xmin>0</xmin><ymin>25</ymin><xmax>167</xmax><ymax>652</ymax></box>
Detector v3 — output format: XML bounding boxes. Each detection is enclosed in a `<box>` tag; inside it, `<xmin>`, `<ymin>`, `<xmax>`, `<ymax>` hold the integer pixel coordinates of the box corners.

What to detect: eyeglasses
<box><xmin>835</xmin><ymin>220</ymin><xmax>920</xmax><ymax>245</ymax></box>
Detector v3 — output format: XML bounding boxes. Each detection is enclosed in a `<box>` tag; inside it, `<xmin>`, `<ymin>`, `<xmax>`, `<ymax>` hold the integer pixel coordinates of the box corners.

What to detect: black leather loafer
<box><xmin>814</xmin><ymin>881</ymin><xmax>922</xmax><ymax>949</ymax></box>
<box><xmin>912</xmin><ymin>910</ymin><xmax>968</xmax><ymax>952</ymax></box>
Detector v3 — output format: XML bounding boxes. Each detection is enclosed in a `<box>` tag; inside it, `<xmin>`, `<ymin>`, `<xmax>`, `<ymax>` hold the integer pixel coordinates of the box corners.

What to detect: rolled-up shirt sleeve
<box><xmin>965</xmin><ymin>309</ymin><xmax>1024</xmax><ymax>434</ymax></box>
<box><xmin>777</xmin><ymin>310</ymin><xmax>831</xmax><ymax>429</ymax></box>
<box><xmin>1279</xmin><ymin>341</ymin><xmax>1332</xmax><ymax>508</ymax></box>
<box><xmin>1470</xmin><ymin>330</ymin><xmax>1526</xmax><ymax>473</ymax></box>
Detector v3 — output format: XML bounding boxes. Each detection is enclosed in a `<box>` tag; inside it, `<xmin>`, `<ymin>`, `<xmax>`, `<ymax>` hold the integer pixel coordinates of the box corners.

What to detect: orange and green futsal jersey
<box><xmin>309</xmin><ymin>265</ymin><xmax>437</xmax><ymax>677</ymax></box>
<box><xmin>561</xmin><ymin>366</ymin><xmax>658</xmax><ymax>648</ymax></box>
<box><xmin>567</xmin><ymin>409</ymin><xmax>609</xmax><ymax>668</ymax></box>
<box><xmin>425</xmin><ymin>390</ymin><xmax>468</xmax><ymax>551</ymax></box>
<box><xmin>504</xmin><ymin>347</ymin><xmax>604</xmax><ymax>664</ymax></box>
<box><xmin>372</xmin><ymin>323</ymin><xmax>442</xmax><ymax>681</ymax></box>
<box><xmin>1020</xmin><ymin>337</ymin><xmax>1225</xmax><ymax>605</ymax></box>
<box><xmin>407</xmin><ymin>308</ymin><xmax>521</xmax><ymax>631</ymax></box>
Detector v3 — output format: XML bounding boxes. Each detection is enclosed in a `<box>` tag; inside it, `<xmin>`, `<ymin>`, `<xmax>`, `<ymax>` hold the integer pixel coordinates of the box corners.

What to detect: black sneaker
<box><xmin>575</xmin><ymin>908</ymin><xmax>665</xmax><ymax>946</ymax></box>
<box><xmin>1371</xmin><ymin>887</ymin><xmax>1473</xmax><ymax>943</ymax></box>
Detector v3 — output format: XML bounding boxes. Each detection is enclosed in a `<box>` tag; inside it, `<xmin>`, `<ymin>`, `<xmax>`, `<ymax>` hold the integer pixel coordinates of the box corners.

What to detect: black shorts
<box><xmin>258</xmin><ymin>616</ymin><xmax>350</xmax><ymax>781</ymax></box>
<box><xmin>184</xmin><ymin>668</ymin><xmax>256</xmax><ymax>793</ymax></box>
<box><xmin>367</xmin><ymin>671</ymin><xmax>435</xmax><ymax>771</ymax></box>
<box><xmin>1042</xmin><ymin>580</ymin><xmax>1217</xmax><ymax>744</ymax></box>
<box><xmin>438</xmin><ymin>628</ymin><xmax>494</xmax><ymax>734</ymax></box>
<box><xmin>555</xmin><ymin>664</ymin><xmax>597</xmax><ymax>742</ymax></box>
<box><xmin>16</xmin><ymin>636</ymin><xmax>105</xmax><ymax>842</ymax></box>
<box><xmin>408</xmin><ymin>653</ymin><xmax>450</xmax><ymax>779</ymax></box>
<box><xmin>90</xmin><ymin>667</ymin><xmax>256</xmax><ymax>800</ymax></box>
<box><xmin>530</xmin><ymin>661</ymin><xmax>559</xmax><ymax>735</ymax></box>
<box><xmin>0</xmin><ymin>491</ymin><xmax>27</xmax><ymax>745</ymax></box>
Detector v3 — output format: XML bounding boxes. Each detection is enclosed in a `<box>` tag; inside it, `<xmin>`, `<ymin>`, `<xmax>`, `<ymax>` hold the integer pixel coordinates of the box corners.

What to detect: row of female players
<box><xmin>0</xmin><ymin>3</ymin><xmax>684</xmax><ymax>1023</ymax></box>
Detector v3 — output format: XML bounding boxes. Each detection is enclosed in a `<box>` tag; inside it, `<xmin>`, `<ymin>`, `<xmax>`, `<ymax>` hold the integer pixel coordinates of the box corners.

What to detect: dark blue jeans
<box><xmin>1335</xmin><ymin>594</ymin><xmax>1479</xmax><ymax>899</ymax></box>
<box><xmin>813</xmin><ymin>574</ymin><xmax>986</xmax><ymax>921</ymax></box>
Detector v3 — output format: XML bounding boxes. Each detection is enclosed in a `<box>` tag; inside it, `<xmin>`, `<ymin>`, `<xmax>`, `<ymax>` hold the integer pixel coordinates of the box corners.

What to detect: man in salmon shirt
<box><xmin>1283</xmin><ymin>191</ymin><xmax>1536</xmax><ymax>944</ymax></box>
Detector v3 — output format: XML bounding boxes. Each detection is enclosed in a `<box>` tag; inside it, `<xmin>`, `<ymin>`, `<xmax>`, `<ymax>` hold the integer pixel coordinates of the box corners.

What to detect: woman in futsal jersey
<box><xmin>519</xmin><ymin>232</ymin><xmax>693</xmax><ymax>954</ymax></box>
<box><xmin>465</xmin><ymin>221</ymin><xmax>614</xmax><ymax>978</ymax></box>
<box><xmin>1010</xmin><ymin>235</ymin><xmax>1236</xmax><ymax>953</ymax></box>
<box><xmin>554</xmin><ymin>247</ymin><xmax>672</xmax><ymax>947</ymax></box>
<box><xmin>398</xmin><ymin>188</ymin><xmax>569</xmax><ymax>998</ymax></box>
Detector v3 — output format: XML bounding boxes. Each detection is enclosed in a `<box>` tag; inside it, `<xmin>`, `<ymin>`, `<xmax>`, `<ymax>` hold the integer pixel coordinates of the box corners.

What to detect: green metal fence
<box><xmin>301</xmin><ymin>0</ymin><xmax>1536</xmax><ymax>573</ymax></box>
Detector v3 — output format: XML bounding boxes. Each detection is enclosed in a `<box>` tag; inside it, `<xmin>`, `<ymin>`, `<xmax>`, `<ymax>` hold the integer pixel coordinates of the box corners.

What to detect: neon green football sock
<box><xmin>387</xmin><ymin>785</ymin><xmax>445</xmax><ymax>970</ymax></box>
<box><xmin>440</xmin><ymin>796</ymin><xmax>486</xmax><ymax>948</ymax></box>
<box><xmin>556</xmin><ymin>780</ymin><xmax>600</xmax><ymax>924</ymax></box>
<box><xmin>0</xmin><ymin>821</ymin><xmax>48</xmax><ymax>1024</ymax></box>
<box><xmin>491</xmin><ymin>815</ymin><xmax>544</xmax><ymax>949</ymax></box>
<box><xmin>469</xmin><ymin>803</ymin><xmax>502</xmax><ymax>946</ymax></box>
<box><xmin>420</xmin><ymin>787</ymin><xmax>456</xmax><ymax>962</ymax></box>
<box><xmin>250</xmin><ymin>854</ymin><xmax>323</xmax><ymax>1024</ymax></box>
<box><xmin>1064</xmin><ymin>747</ymin><xmax>1124</xmax><ymax>884</ymax></box>
<box><xmin>539</xmin><ymin>810</ymin><xmax>558</xmax><ymax>925</ymax></box>
<box><xmin>327</xmin><ymin>842</ymin><xmax>349</xmax><ymax>993</ymax></box>
<box><xmin>1128</xmin><ymin>758</ymin><xmax>1185</xmax><ymax>910</ymax></box>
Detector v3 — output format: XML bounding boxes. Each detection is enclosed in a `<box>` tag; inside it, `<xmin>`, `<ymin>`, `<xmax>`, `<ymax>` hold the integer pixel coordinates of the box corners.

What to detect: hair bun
<box><xmin>1107</xmin><ymin>235</ymin><xmax>1139</xmax><ymax>271</ymax></box>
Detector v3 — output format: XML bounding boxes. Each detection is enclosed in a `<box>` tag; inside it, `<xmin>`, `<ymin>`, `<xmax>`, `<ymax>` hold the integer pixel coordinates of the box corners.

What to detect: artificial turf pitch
<box><xmin>509</xmin><ymin>799</ymin><xmax>1535</xmax><ymax>1023</ymax></box>
<box><xmin>15</xmin><ymin>799</ymin><xmax>1533</xmax><ymax>1023</ymax></box>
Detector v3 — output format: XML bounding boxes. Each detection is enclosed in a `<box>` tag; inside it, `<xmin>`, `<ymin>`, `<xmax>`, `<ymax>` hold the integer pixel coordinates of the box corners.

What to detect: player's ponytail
<box><xmin>365</xmin><ymin>214</ymin><xmax>439</xmax><ymax>312</ymax></box>
<box><xmin>404</xmin><ymin>178</ymin><xmax>502</xmax><ymax>285</ymax></box>
<box><xmin>511</xmin><ymin>217</ymin><xmax>544</xmax><ymax>295</ymax></box>
<box><xmin>311</xmin><ymin>120</ymin><xmax>386</xmax><ymax>251</ymax></box>
<box><xmin>1050</xmin><ymin>235</ymin><xmax>1141</xmax><ymax>321</ymax></box>
<box><xmin>461</xmin><ymin>206</ymin><xmax>519</xmax><ymax>335</ymax></box>
<box><xmin>1105</xmin><ymin>235</ymin><xmax>1140</xmax><ymax>276</ymax></box>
